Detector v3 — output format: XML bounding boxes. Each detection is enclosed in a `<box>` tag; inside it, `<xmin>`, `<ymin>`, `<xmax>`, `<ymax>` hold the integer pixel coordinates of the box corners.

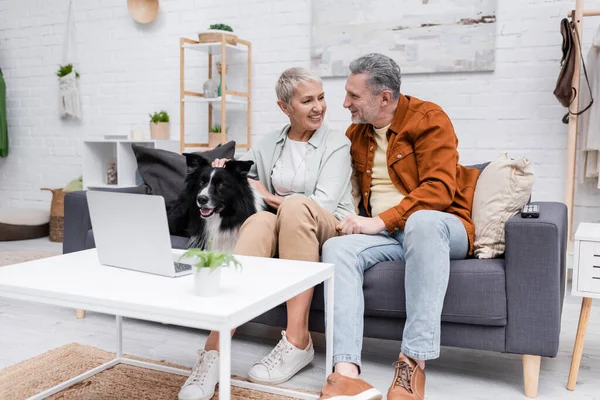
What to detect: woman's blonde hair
<box><xmin>275</xmin><ymin>67</ymin><xmax>322</xmax><ymax>105</ymax></box>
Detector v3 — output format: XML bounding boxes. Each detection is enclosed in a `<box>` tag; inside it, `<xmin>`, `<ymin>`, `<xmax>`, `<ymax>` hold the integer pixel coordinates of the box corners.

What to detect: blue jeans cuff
<box><xmin>332</xmin><ymin>354</ymin><xmax>362</xmax><ymax>374</ymax></box>
<box><xmin>401</xmin><ymin>345</ymin><xmax>440</xmax><ymax>361</ymax></box>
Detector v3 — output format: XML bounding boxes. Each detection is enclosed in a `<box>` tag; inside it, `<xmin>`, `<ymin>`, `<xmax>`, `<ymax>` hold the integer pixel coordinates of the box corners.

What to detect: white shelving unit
<box><xmin>82</xmin><ymin>139</ymin><xmax>180</xmax><ymax>189</ymax></box>
<box><xmin>180</xmin><ymin>34</ymin><xmax>252</xmax><ymax>152</ymax></box>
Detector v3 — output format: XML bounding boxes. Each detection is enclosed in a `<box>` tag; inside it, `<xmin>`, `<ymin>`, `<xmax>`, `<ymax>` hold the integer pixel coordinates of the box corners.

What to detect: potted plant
<box><xmin>149</xmin><ymin>110</ymin><xmax>169</xmax><ymax>140</ymax></box>
<box><xmin>209</xmin><ymin>123</ymin><xmax>227</xmax><ymax>148</ymax></box>
<box><xmin>56</xmin><ymin>64</ymin><xmax>80</xmax><ymax>79</ymax></box>
<box><xmin>179</xmin><ymin>247</ymin><xmax>242</xmax><ymax>297</ymax></box>
<box><xmin>56</xmin><ymin>64</ymin><xmax>81</xmax><ymax>119</ymax></box>
<box><xmin>198</xmin><ymin>23</ymin><xmax>237</xmax><ymax>45</ymax></box>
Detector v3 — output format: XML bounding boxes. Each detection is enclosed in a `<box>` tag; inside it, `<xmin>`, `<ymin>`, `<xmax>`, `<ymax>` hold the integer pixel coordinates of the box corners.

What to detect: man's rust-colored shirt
<box><xmin>347</xmin><ymin>94</ymin><xmax>480</xmax><ymax>254</ymax></box>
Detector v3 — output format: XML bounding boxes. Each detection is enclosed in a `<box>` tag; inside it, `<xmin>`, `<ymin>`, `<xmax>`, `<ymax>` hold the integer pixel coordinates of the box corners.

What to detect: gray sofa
<box><xmin>63</xmin><ymin>183</ymin><xmax>567</xmax><ymax>398</ymax></box>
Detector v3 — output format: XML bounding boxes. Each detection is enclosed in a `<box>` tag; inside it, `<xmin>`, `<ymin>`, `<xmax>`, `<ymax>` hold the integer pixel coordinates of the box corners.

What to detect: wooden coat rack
<box><xmin>565</xmin><ymin>2</ymin><xmax>600</xmax><ymax>393</ymax></box>
<box><xmin>565</xmin><ymin>0</ymin><xmax>600</xmax><ymax>241</ymax></box>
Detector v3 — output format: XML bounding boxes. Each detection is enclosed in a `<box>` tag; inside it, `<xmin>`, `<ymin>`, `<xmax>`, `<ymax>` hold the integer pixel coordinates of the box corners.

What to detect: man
<box><xmin>318</xmin><ymin>53</ymin><xmax>480</xmax><ymax>400</ymax></box>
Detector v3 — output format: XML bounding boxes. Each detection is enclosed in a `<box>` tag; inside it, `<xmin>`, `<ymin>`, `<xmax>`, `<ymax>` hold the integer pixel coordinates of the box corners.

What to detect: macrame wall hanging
<box><xmin>58</xmin><ymin>0</ymin><xmax>81</xmax><ymax>119</ymax></box>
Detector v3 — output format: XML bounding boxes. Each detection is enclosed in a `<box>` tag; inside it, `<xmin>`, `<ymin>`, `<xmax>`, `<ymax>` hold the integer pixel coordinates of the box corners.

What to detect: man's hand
<box><xmin>336</xmin><ymin>215</ymin><xmax>386</xmax><ymax>235</ymax></box>
<box><xmin>212</xmin><ymin>158</ymin><xmax>230</xmax><ymax>168</ymax></box>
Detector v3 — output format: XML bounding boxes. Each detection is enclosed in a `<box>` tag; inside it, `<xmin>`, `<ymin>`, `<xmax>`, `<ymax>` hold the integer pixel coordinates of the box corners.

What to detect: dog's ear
<box><xmin>224</xmin><ymin>160</ymin><xmax>254</xmax><ymax>177</ymax></box>
<box><xmin>183</xmin><ymin>153</ymin><xmax>210</xmax><ymax>171</ymax></box>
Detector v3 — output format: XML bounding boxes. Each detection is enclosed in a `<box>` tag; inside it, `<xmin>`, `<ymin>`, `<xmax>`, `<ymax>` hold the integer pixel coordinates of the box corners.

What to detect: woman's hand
<box><xmin>212</xmin><ymin>158</ymin><xmax>230</xmax><ymax>168</ymax></box>
<box><xmin>336</xmin><ymin>215</ymin><xmax>386</xmax><ymax>235</ymax></box>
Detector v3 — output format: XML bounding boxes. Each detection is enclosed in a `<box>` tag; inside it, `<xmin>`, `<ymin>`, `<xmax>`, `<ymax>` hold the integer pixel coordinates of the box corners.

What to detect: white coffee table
<box><xmin>0</xmin><ymin>249</ymin><xmax>334</xmax><ymax>400</ymax></box>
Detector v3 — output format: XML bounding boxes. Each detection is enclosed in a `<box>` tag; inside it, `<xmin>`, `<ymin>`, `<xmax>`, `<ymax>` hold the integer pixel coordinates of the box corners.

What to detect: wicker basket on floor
<box><xmin>40</xmin><ymin>188</ymin><xmax>65</xmax><ymax>242</ymax></box>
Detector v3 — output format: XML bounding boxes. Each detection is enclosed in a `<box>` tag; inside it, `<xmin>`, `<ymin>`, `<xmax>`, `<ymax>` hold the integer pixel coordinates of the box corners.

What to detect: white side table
<box><xmin>567</xmin><ymin>222</ymin><xmax>599</xmax><ymax>390</ymax></box>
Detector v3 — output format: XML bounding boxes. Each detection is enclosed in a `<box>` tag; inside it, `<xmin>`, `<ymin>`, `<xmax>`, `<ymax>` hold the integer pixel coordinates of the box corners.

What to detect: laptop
<box><xmin>87</xmin><ymin>190</ymin><xmax>192</xmax><ymax>277</ymax></box>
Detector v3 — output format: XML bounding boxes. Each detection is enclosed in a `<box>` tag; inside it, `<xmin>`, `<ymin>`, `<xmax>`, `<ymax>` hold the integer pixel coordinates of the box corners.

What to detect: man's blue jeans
<box><xmin>322</xmin><ymin>210</ymin><xmax>469</xmax><ymax>370</ymax></box>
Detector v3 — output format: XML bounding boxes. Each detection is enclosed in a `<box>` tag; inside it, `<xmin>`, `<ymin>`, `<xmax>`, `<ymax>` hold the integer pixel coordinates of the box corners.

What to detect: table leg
<box><xmin>116</xmin><ymin>315</ymin><xmax>123</xmax><ymax>358</ymax></box>
<box><xmin>567</xmin><ymin>297</ymin><xmax>593</xmax><ymax>390</ymax></box>
<box><xmin>325</xmin><ymin>274</ymin><xmax>334</xmax><ymax>377</ymax></box>
<box><xmin>219</xmin><ymin>328</ymin><xmax>232</xmax><ymax>400</ymax></box>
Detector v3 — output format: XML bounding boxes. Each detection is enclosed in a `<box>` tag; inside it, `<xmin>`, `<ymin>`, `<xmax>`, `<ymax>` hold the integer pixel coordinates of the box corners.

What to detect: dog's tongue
<box><xmin>200</xmin><ymin>208</ymin><xmax>214</xmax><ymax>217</ymax></box>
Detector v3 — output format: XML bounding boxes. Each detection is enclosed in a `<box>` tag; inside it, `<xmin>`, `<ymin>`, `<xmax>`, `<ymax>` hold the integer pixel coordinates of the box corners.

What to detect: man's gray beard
<box><xmin>352</xmin><ymin>114</ymin><xmax>370</xmax><ymax>124</ymax></box>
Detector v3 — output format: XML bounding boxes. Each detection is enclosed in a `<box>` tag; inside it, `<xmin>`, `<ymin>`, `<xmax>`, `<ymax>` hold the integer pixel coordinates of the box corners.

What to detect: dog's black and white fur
<box><xmin>167</xmin><ymin>153</ymin><xmax>266</xmax><ymax>252</ymax></box>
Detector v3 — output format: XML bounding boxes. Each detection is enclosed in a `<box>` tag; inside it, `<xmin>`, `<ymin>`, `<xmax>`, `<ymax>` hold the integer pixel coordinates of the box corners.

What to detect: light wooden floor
<box><xmin>0</xmin><ymin>239</ymin><xmax>599</xmax><ymax>399</ymax></box>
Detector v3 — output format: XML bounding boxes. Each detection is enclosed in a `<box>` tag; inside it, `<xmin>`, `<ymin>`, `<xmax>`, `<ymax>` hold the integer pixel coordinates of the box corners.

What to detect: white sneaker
<box><xmin>178</xmin><ymin>349</ymin><xmax>220</xmax><ymax>400</ymax></box>
<box><xmin>247</xmin><ymin>330</ymin><xmax>314</xmax><ymax>385</ymax></box>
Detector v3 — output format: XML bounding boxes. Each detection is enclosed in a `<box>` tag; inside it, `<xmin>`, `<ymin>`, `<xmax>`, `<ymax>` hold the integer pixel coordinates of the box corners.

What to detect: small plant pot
<box><xmin>198</xmin><ymin>29</ymin><xmax>237</xmax><ymax>46</ymax></box>
<box><xmin>193</xmin><ymin>267</ymin><xmax>222</xmax><ymax>297</ymax></box>
<box><xmin>208</xmin><ymin>131</ymin><xmax>227</xmax><ymax>148</ymax></box>
<box><xmin>150</xmin><ymin>122</ymin><xmax>169</xmax><ymax>140</ymax></box>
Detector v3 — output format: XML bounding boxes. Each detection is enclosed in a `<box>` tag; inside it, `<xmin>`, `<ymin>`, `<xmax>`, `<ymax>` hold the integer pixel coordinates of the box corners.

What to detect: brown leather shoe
<box><xmin>318</xmin><ymin>372</ymin><xmax>383</xmax><ymax>400</ymax></box>
<box><xmin>387</xmin><ymin>354</ymin><xmax>426</xmax><ymax>400</ymax></box>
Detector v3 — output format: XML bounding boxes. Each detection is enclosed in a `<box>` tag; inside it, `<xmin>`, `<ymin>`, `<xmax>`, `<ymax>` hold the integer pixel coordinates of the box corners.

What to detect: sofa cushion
<box><xmin>472</xmin><ymin>153</ymin><xmax>535</xmax><ymax>259</ymax></box>
<box><xmin>131</xmin><ymin>141</ymin><xmax>236</xmax><ymax>206</ymax></box>
<box><xmin>311</xmin><ymin>258</ymin><xmax>507</xmax><ymax>327</ymax></box>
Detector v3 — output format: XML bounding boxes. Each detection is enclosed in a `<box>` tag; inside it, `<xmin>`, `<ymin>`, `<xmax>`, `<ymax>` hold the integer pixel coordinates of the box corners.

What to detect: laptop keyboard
<box><xmin>174</xmin><ymin>262</ymin><xmax>192</xmax><ymax>273</ymax></box>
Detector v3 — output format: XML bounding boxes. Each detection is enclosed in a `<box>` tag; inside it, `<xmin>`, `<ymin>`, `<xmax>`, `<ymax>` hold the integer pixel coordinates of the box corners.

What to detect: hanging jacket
<box><xmin>578</xmin><ymin>25</ymin><xmax>600</xmax><ymax>186</ymax></box>
<box><xmin>0</xmin><ymin>68</ymin><xmax>7</xmax><ymax>158</ymax></box>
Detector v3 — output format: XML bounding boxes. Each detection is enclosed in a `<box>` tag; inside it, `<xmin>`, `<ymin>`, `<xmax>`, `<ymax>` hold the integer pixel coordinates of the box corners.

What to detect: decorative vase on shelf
<box><xmin>106</xmin><ymin>160</ymin><xmax>118</xmax><ymax>185</ymax></box>
<box><xmin>216</xmin><ymin>61</ymin><xmax>228</xmax><ymax>98</ymax></box>
<box><xmin>203</xmin><ymin>79</ymin><xmax>219</xmax><ymax>99</ymax></box>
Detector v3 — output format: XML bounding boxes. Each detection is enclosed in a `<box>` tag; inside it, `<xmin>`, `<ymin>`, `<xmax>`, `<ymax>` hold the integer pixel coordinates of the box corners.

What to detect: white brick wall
<box><xmin>1</xmin><ymin>0</ymin><xmax>600</xmax><ymax>230</ymax></box>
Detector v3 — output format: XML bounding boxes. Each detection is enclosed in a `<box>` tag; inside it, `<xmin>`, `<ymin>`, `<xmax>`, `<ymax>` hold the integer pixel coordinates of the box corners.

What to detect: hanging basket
<box><xmin>41</xmin><ymin>188</ymin><xmax>66</xmax><ymax>242</ymax></box>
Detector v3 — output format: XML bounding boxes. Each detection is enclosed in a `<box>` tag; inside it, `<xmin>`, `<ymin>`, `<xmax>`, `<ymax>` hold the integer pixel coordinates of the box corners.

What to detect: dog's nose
<box><xmin>197</xmin><ymin>195</ymin><xmax>209</xmax><ymax>206</ymax></box>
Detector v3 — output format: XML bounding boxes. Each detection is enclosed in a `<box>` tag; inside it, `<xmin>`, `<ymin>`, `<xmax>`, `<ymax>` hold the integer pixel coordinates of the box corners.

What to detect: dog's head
<box><xmin>183</xmin><ymin>153</ymin><xmax>254</xmax><ymax>219</ymax></box>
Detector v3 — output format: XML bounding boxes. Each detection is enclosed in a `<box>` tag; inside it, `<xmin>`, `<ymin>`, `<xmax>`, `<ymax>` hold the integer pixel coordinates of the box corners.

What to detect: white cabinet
<box><xmin>82</xmin><ymin>140</ymin><xmax>179</xmax><ymax>189</ymax></box>
<box><xmin>572</xmin><ymin>223</ymin><xmax>600</xmax><ymax>298</ymax></box>
<box><xmin>568</xmin><ymin>222</ymin><xmax>599</xmax><ymax>390</ymax></box>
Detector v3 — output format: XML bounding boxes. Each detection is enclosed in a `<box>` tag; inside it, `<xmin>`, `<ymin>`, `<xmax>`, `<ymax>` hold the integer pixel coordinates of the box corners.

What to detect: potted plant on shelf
<box><xmin>198</xmin><ymin>23</ymin><xmax>237</xmax><ymax>45</ymax></box>
<box><xmin>179</xmin><ymin>246</ymin><xmax>242</xmax><ymax>297</ymax></box>
<box><xmin>149</xmin><ymin>110</ymin><xmax>169</xmax><ymax>140</ymax></box>
<box><xmin>209</xmin><ymin>123</ymin><xmax>227</xmax><ymax>148</ymax></box>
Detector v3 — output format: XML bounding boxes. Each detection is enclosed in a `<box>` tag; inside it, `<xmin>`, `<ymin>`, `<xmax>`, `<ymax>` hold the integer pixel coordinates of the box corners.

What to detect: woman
<box><xmin>178</xmin><ymin>67</ymin><xmax>355</xmax><ymax>400</ymax></box>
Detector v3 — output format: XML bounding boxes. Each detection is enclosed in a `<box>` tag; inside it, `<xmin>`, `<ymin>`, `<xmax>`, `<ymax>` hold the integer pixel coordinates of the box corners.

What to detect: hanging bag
<box><xmin>554</xmin><ymin>17</ymin><xmax>594</xmax><ymax>123</ymax></box>
<box><xmin>58</xmin><ymin>0</ymin><xmax>81</xmax><ymax>119</ymax></box>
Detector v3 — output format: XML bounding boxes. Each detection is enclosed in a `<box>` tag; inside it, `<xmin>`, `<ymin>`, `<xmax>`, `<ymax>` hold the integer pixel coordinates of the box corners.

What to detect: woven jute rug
<box><xmin>0</xmin><ymin>343</ymin><xmax>317</xmax><ymax>400</ymax></box>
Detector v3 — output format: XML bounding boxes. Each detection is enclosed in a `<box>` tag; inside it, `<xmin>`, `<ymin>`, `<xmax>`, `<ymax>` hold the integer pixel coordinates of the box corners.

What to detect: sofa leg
<box><xmin>522</xmin><ymin>355</ymin><xmax>541</xmax><ymax>398</ymax></box>
<box><xmin>76</xmin><ymin>309</ymin><xmax>86</xmax><ymax>319</ymax></box>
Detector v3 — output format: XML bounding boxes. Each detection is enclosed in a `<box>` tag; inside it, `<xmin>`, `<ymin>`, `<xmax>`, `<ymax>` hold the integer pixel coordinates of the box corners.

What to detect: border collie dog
<box><xmin>167</xmin><ymin>153</ymin><xmax>266</xmax><ymax>252</ymax></box>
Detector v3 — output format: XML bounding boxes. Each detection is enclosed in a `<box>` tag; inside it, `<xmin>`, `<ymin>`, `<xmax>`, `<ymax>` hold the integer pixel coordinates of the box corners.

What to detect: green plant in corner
<box><xmin>149</xmin><ymin>110</ymin><xmax>170</xmax><ymax>123</ymax></box>
<box><xmin>56</xmin><ymin>63</ymin><xmax>80</xmax><ymax>78</ymax></box>
<box><xmin>179</xmin><ymin>246</ymin><xmax>242</xmax><ymax>274</ymax></box>
<box><xmin>209</xmin><ymin>23</ymin><xmax>233</xmax><ymax>32</ymax></box>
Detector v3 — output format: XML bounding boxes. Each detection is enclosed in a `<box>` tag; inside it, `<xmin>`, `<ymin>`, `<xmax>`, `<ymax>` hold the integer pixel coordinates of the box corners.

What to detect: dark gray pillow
<box><xmin>467</xmin><ymin>161</ymin><xmax>490</xmax><ymax>173</ymax></box>
<box><xmin>131</xmin><ymin>141</ymin><xmax>236</xmax><ymax>205</ymax></box>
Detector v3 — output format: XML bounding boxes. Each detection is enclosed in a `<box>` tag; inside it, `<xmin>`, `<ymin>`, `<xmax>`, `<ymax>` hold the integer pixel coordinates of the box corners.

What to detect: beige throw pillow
<box><xmin>472</xmin><ymin>153</ymin><xmax>535</xmax><ymax>259</ymax></box>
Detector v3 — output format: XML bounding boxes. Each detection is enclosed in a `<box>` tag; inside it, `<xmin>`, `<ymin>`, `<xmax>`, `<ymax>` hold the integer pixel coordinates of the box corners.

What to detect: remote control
<box><xmin>521</xmin><ymin>204</ymin><xmax>540</xmax><ymax>218</ymax></box>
